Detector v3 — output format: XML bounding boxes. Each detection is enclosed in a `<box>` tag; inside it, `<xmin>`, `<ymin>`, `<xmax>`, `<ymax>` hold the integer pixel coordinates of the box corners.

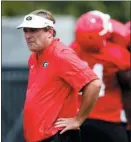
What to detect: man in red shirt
<box><xmin>70</xmin><ymin>10</ymin><xmax>130</xmax><ymax>142</ymax></box>
<box><xmin>17</xmin><ymin>9</ymin><xmax>101</xmax><ymax>142</ymax></box>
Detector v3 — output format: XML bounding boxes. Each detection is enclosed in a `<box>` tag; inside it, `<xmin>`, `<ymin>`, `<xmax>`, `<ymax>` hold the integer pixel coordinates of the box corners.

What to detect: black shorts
<box><xmin>80</xmin><ymin>119</ymin><xmax>129</xmax><ymax>142</ymax></box>
<box><xmin>40</xmin><ymin>130</ymin><xmax>81</xmax><ymax>142</ymax></box>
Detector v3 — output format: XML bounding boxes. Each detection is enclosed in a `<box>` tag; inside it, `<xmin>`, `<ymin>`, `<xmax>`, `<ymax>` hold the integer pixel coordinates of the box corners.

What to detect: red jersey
<box><xmin>24</xmin><ymin>39</ymin><xmax>98</xmax><ymax>141</ymax></box>
<box><xmin>71</xmin><ymin>41</ymin><xmax>130</xmax><ymax>122</ymax></box>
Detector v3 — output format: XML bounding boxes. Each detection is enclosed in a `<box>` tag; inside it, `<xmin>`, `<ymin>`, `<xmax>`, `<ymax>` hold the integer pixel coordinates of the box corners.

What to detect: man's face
<box><xmin>23</xmin><ymin>28</ymin><xmax>51</xmax><ymax>52</ymax></box>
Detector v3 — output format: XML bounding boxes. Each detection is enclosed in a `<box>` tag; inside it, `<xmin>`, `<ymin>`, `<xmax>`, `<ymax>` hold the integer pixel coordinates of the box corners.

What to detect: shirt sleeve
<box><xmin>116</xmin><ymin>47</ymin><xmax>130</xmax><ymax>70</ymax></box>
<box><xmin>56</xmin><ymin>48</ymin><xmax>98</xmax><ymax>92</ymax></box>
<box><xmin>106</xmin><ymin>44</ymin><xmax>130</xmax><ymax>70</ymax></box>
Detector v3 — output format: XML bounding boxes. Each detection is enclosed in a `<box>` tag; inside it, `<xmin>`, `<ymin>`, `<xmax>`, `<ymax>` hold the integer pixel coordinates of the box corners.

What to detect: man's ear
<box><xmin>48</xmin><ymin>28</ymin><xmax>54</xmax><ymax>38</ymax></box>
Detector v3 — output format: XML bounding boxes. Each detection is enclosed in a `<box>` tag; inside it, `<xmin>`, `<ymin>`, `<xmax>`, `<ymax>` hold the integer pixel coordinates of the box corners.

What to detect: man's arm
<box><xmin>55</xmin><ymin>47</ymin><xmax>101</xmax><ymax>133</ymax></box>
<box><xmin>76</xmin><ymin>79</ymin><xmax>101</xmax><ymax>123</ymax></box>
<box><xmin>55</xmin><ymin>79</ymin><xmax>101</xmax><ymax>134</ymax></box>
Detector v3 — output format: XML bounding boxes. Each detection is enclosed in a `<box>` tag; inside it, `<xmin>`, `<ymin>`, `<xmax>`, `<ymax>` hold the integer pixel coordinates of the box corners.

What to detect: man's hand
<box><xmin>55</xmin><ymin>79</ymin><xmax>101</xmax><ymax>134</ymax></box>
<box><xmin>54</xmin><ymin>117</ymin><xmax>82</xmax><ymax>134</ymax></box>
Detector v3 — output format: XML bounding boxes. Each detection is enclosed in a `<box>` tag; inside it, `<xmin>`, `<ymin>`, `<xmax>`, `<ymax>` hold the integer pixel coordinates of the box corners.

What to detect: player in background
<box><xmin>108</xmin><ymin>19</ymin><xmax>131</xmax><ymax>128</ymax></box>
<box><xmin>112</xmin><ymin>20</ymin><xmax>131</xmax><ymax>142</ymax></box>
<box><xmin>70</xmin><ymin>11</ymin><xmax>130</xmax><ymax>142</ymax></box>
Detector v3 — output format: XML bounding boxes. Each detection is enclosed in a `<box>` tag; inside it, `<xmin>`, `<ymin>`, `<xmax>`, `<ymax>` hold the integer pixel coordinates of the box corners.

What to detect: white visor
<box><xmin>17</xmin><ymin>14</ymin><xmax>54</xmax><ymax>29</ymax></box>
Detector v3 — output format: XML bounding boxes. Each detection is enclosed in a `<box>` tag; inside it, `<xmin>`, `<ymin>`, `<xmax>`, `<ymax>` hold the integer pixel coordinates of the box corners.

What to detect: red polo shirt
<box><xmin>24</xmin><ymin>39</ymin><xmax>97</xmax><ymax>142</ymax></box>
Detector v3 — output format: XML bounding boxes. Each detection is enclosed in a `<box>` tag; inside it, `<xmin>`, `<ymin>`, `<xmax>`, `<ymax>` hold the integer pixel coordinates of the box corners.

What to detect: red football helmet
<box><xmin>109</xmin><ymin>19</ymin><xmax>129</xmax><ymax>48</ymax></box>
<box><xmin>75</xmin><ymin>10</ymin><xmax>112</xmax><ymax>51</ymax></box>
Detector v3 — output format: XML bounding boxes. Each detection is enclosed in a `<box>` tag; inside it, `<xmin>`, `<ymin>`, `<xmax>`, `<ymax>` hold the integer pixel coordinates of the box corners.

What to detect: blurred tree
<box><xmin>1</xmin><ymin>1</ymin><xmax>130</xmax><ymax>22</ymax></box>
